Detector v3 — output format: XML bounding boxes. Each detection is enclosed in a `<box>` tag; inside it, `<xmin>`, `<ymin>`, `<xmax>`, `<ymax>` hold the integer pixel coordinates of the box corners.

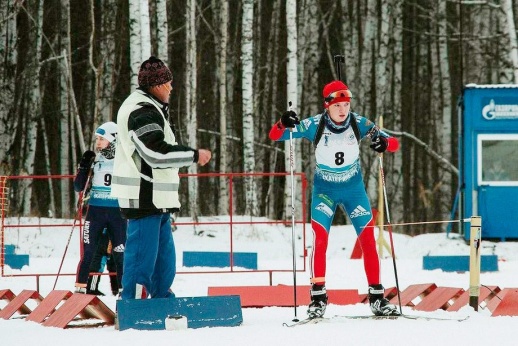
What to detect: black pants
<box><xmin>76</xmin><ymin>206</ymin><xmax>126</xmax><ymax>290</ymax></box>
<box><xmin>87</xmin><ymin>231</ymin><xmax>119</xmax><ymax>294</ymax></box>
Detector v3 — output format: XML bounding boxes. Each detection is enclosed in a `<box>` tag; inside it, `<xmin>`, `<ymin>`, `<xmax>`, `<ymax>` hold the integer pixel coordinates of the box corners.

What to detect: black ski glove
<box><xmin>370</xmin><ymin>136</ymin><xmax>388</xmax><ymax>153</ymax></box>
<box><xmin>79</xmin><ymin>150</ymin><xmax>96</xmax><ymax>169</ymax></box>
<box><xmin>280</xmin><ymin>111</ymin><xmax>300</xmax><ymax>128</ymax></box>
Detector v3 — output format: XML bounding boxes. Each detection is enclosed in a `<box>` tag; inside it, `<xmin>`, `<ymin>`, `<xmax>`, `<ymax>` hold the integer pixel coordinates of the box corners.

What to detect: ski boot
<box><xmin>368</xmin><ymin>284</ymin><xmax>400</xmax><ymax>316</ymax></box>
<box><xmin>307</xmin><ymin>284</ymin><xmax>328</xmax><ymax>318</ymax></box>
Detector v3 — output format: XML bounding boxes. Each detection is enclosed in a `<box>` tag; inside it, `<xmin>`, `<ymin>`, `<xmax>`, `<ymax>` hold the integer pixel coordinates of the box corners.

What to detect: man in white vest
<box><xmin>112</xmin><ymin>56</ymin><xmax>211</xmax><ymax>299</ymax></box>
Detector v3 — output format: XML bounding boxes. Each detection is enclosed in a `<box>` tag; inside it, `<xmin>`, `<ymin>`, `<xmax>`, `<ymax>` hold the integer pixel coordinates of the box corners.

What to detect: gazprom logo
<box><xmin>482</xmin><ymin>99</ymin><xmax>518</xmax><ymax>120</ymax></box>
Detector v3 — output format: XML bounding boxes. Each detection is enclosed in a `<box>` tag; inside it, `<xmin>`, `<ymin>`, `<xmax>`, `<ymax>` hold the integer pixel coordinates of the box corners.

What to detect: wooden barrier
<box><xmin>116</xmin><ymin>295</ymin><xmax>242</xmax><ymax>331</ymax></box>
<box><xmin>423</xmin><ymin>255</ymin><xmax>498</xmax><ymax>272</ymax></box>
<box><xmin>0</xmin><ymin>290</ymin><xmax>42</xmax><ymax>319</ymax></box>
<box><xmin>183</xmin><ymin>251</ymin><xmax>258</xmax><ymax>269</ymax></box>
<box><xmin>42</xmin><ymin>293</ymin><xmax>114</xmax><ymax>328</ymax></box>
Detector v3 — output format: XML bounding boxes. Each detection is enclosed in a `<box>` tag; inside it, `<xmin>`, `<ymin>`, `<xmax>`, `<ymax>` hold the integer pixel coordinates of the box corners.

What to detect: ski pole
<box><xmin>378</xmin><ymin>154</ymin><xmax>402</xmax><ymax>314</ymax></box>
<box><xmin>288</xmin><ymin>100</ymin><xmax>299</xmax><ymax>322</ymax></box>
<box><xmin>53</xmin><ymin>211</ymin><xmax>81</xmax><ymax>290</ymax></box>
<box><xmin>53</xmin><ymin>159</ymin><xmax>95</xmax><ymax>289</ymax></box>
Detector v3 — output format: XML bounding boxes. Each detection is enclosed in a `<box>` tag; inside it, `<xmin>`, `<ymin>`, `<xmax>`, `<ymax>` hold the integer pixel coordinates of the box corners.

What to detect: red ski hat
<box><xmin>322</xmin><ymin>80</ymin><xmax>352</xmax><ymax>108</ymax></box>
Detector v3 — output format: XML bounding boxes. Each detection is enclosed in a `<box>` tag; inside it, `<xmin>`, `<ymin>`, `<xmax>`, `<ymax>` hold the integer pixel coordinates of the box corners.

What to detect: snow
<box><xmin>2</xmin><ymin>216</ymin><xmax>518</xmax><ymax>346</ymax></box>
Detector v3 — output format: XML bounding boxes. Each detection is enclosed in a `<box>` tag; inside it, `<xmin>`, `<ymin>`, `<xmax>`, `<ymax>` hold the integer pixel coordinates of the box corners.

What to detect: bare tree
<box><xmin>297</xmin><ymin>0</ymin><xmax>321</xmax><ymax>221</ymax></box>
<box><xmin>283</xmin><ymin>0</ymin><xmax>302</xmax><ymax>220</ymax></box>
<box><xmin>386</xmin><ymin>0</ymin><xmax>404</xmax><ymax>221</ymax></box>
<box><xmin>185</xmin><ymin>0</ymin><xmax>199</xmax><ymax>221</ymax></box>
<box><xmin>261</xmin><ymin>0</ymin><xmax>282</xmax><ymax>219</ymax></box>
<box><xmin>129</xmin><ymin>0</ymin><xmax>143</xmax><ymax>87</ymax></box>
<box><xmin>95</xmin><ymin>0</ymin><xmax>118</xmax><ymax>124</ymax></box>
<box><xmin>215</xmin><ymin>0</ymin><xmax>230</xmax><ymax>215</ymax></box>
<box><xmin>19</xmin><ymin>0</ymin><xmax>44</xmax><ymax>215</ymax></box>
<box><xmin>140</xmin><ymin>0</ymin><xmax>151</xmax><ymax>59</ymax></box>
<box><xmin>437</xmin><ymin>0</ymin><xmax>453</xmax><ymax>228</ymax></box>
<box><xmin>156</xmin><ymin>0</ymin><xmax>168</xmax><ymax>59</ymax></box>
<box><xmin>0</xmin><ymin>1</ymin><xmax>19</xmax><ymax>175</ymax></box>
<box><xmin>503</xmin><ymin>0</ymin><xmax>518</xmax><ymax>82</ymax></box>
<box><xmin>242</xmin><ymin>0</ymin><xmax>256</xmax><ymax>215</ymax></box>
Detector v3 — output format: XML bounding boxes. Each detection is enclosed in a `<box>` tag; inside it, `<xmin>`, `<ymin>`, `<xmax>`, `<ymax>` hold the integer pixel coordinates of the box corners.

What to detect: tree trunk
<box><xmin>156</xmin><ymin>0</ymin><xmax>168</xmax><ymax>59</ymax></box>
<box><xmin>186</xmin><ymin>0</ymin><xmax>199</xmax><ymax>223</ymax></box>
<box><xmin>264</xmin><ymin>0</ymin><xmax>281</xmax><ymax>219</ymax></box>
<box><xmin>216</xmin><ymin>0</ymin><xmax>229</xmax><ymax>215</ymax></box>
<box><xmin>129</xmin><ymin>0</ymin><xmax>143</xmax><ymax>87</ymax></box>
<box><xmin>298</xmin><ymin>0</ymin><xmax>320</xmax><ymax>222</ymax></box>
<box><xmin>387</xmin><ymin>0</ymin><xmax>404</xmax><ymax>222</ymax></box>
<box><xmin>503</xmin><ymin>0</ymin><xmax>518</xmax><ymax>83</ymax></box>
<box><xmin>0</xmin><ymin>1</ymin><xmax>18</xmax><ymax>175</ymax></box>
<box><xmin>242</xmin><ymin>0</ymin><xmax>256</xmax><ymax>216</ymax></box>
<box><xmin>95</xmin><ymin>0</ymin><xmax>118</xmax><ymax>124</ymax></box>
<box><xmin>20</xmin><ymin>0</ymin><xmax>44</xmax><ymax>215</ymax></box>
<box><xmin>437</xmin><ymin>0</ymin><xmax>453</xmax><ymax>230</ymax></box>
<box><xmin>58</xmin><ymin>2</ymin><xmax>72</xmax><ymax>218</ymax></box>
<box><xmin>284</xmin><ymin>0</ymin><xmax>301</xmax><ymax>220</ymax></box>
<box><xmin>139</xmin><ymin>0</ymin><xmax>151</xmax><ymax>60</ymax></box>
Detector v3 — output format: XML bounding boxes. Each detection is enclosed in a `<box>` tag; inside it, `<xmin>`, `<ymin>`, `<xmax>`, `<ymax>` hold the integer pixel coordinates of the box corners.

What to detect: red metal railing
<box><xmin>0</xmin><ymin>172</ymin><xmax>308</xmax><ymax>289</ymax></box>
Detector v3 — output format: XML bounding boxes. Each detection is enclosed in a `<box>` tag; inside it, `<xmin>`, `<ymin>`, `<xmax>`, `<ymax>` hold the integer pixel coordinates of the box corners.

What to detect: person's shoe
<box><xmin>86</xmin><ymin>289</ymin><xmax>106</xmax><ymax>296</ymax></box>
<box><xmin>307</xmin><ymin>284</ymin><xmax>328</xmax><ymax>318</ymax></box>
<box><xmin>114</xmin><ymin>312</ymin><xmax>119</xmax><ymax>330</ymax></box>
<box><xmin>368</xmin><ymin>284</ymin><xmax>400</xmax><ymax>316</ymax></box>
<box><xmin>75</xmin><ymin>287</ymin><xmax>87</xmax><ymax>294</ymax></box>
<box><xmin>109</xmin><ymin>274</ymin><xmax>119</xmax><ymax>296</ymax></box>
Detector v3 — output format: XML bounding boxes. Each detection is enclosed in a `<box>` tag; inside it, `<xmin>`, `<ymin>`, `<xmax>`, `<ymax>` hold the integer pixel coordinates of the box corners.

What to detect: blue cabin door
<box><xmin>476</xmin><ymin>134</ymin><xmax>518</xmax><ymax>240</ymax></box>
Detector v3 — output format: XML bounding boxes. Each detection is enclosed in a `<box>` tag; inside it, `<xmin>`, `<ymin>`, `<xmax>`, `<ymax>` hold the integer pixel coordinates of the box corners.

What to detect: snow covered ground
<box><xmin>1</xmin><ymin>216</ymin><xmax>518</xmax><ymax>346</ymax></box>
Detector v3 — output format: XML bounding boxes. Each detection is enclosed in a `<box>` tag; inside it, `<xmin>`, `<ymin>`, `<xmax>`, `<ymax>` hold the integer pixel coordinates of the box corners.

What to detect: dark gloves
<box><xmin>370</xmin><ymin>136</ymin><xmax>388</xmax><ymax>153</ymax></box>
<box><xmin>79</xmin><ymin>150</ymin><xmax>96</xmax><ymax>169</ymax></box>
<box><xmin>280</xmin><ymin>111</ymin><xmax>300</xmax><ymax>128</ymax></box>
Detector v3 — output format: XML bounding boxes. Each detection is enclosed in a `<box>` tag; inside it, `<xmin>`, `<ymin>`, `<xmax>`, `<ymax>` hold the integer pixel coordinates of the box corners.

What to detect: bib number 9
<box><xmin>104</xmin><ymin>174</ymin><xmax>112</xmax><ymax>186</ymax></box>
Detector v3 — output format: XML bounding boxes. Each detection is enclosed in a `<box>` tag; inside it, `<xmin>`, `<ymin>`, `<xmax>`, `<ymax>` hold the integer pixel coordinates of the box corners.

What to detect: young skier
<box><xmin>269</xmin><ymin>80</ymin><xmax>400</xmax><ymax>318</ymax></box>
<box><xmin>74</xmin><ymin>122</ymin><xmax>126</xmax><ymax>295</ymax></box>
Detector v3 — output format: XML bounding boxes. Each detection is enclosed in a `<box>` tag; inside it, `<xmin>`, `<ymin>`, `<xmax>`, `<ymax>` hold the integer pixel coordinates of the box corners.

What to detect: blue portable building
<box><xmin>459</xmin><ymin>84</ymin><xmax>518</xmax><ymax>241</ymax></box>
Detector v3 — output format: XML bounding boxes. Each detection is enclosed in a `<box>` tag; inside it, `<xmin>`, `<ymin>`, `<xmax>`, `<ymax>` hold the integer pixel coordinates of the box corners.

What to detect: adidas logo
<box><xmin>349</xmin><ymin>205</ymin><xmax>370</xmax><ymax>218</ymax></box>
<box><xmin>112</xmin><ymin>244</ymin><xmax>125</xmax><ymax>252</ymax></box>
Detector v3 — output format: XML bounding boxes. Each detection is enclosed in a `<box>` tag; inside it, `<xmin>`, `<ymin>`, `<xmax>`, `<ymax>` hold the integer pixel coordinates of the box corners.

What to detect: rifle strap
<box><xmin>313</xmin><ymin>112</ymin><xmax>360</xmax><ymax>147</ymax></box>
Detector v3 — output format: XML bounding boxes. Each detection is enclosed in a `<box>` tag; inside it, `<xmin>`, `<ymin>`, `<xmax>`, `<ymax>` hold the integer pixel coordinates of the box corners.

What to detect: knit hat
<box><xmin>95</xmin><ymin>122</ymin><xmax>118</xmax><ymax>143</ymax></box>
<box><xmin>322</xmin><ymin>80</ymin><xmax>352</xmax><ymax>108</ymax></box>
<box><xmin>138</xmin><ymin>56</ymin><xmax>173</xmax><ymax>88</ymax></box>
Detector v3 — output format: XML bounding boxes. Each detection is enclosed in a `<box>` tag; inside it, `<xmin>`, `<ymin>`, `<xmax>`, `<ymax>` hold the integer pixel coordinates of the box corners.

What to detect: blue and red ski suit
<box><xmin>269</xmin><ymin>111</ymin><xmax>399</xmax><ymax>286</ymax></box>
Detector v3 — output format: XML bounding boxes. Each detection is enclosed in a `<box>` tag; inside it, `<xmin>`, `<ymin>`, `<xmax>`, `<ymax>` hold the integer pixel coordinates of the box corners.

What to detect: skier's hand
<box><xmin>370</xmin><ymin>136</ymin><xmax>388</xmax><ymax>153</ymax></box>
<box><xmin>280</xmin><ymin>111</ymin><xmax>300</xmax><ymax>128</ymax></box>
<box><xmin>79</xmin><ymin>150</ymin><xmax>96</xmax><ymax>169</ymax></box>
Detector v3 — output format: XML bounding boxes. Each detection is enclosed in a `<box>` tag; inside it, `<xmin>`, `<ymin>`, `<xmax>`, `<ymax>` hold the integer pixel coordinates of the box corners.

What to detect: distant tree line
<box><xmin>1</xmin><ymin>0</ymin><xmax>517</xmax><ymax>235</ymax></box>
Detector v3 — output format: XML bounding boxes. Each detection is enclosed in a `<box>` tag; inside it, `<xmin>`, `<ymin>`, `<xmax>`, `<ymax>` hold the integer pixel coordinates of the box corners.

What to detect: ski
<box><xmin>284</xmin><ymin>314</ymin><xmax>469</xmax><ymax>326</ymax></box>
<box><xmin>282</xmin><ymin>316</ymin><xmax>327</xmax><ymax>327</ymax></box>
<box><xmin>333</xmin><ymin>314</ymin><xmax>469</xmax><ymax>322</ymax></box>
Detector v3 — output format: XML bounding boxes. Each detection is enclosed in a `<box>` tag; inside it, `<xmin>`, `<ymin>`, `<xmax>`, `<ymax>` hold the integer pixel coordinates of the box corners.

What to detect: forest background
<box><xmin>1</xmin><ymin>0</ymin><xmax>517</xmax><ymax>236</ymax></box>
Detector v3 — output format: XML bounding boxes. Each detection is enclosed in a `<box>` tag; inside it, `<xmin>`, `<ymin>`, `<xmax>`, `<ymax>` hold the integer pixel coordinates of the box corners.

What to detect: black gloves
<box><xmin>370</xmin><ymin>136</ymin><xmax>388</xmax><ymax>153</ymax></box>
<box><xmin>280</xmin><ymin>111</ymin><xmax>300</xmax><ymax>128</ymax></box>
<box><xmin>79</xmin><ymin>150</ymin><xmax>96</xmax><ymax>169</ymax></box>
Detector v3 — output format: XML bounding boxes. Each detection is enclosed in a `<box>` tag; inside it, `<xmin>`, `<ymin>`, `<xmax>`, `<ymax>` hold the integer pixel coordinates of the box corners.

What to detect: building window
<box><xmin>478</xmin><ymin>134</ymin><xmax>518</xmax><ymax>185</ymax></box>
